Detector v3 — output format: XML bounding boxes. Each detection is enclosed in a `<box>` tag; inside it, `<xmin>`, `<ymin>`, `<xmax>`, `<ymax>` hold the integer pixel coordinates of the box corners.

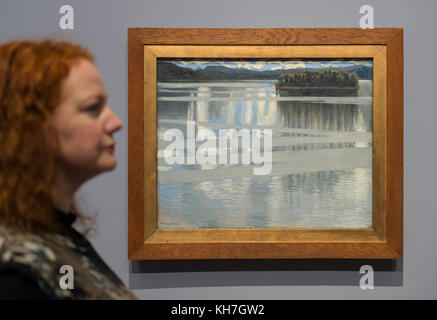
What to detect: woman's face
<box><xmin>50</xmin><ymin>59</ymin><xmax>122</xmax><ymax>182</ymax></box>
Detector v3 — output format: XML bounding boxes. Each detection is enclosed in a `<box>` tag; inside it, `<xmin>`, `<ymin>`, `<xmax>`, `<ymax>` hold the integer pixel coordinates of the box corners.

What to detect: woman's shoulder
<box><xmin>0</xmin><ymin>224</ymin><xmax>137</xmax><ymax>300</ymax></box>
<box><xmin>0</xmin><ymin>224</ymin><xmax>69</xmax><ymax>274</ymax></box>
<box><xmin>0</xmin><ymin>224</ymin><xmax>71</xmax><ymax>299</ymax></box>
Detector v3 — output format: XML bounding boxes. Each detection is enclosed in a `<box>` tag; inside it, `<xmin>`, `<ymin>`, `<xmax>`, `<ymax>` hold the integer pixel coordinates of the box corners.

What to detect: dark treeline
<box><xmin>277</xmin><ymin>70</ymin><xmax>359</xmax><ymax>88</ymax></box>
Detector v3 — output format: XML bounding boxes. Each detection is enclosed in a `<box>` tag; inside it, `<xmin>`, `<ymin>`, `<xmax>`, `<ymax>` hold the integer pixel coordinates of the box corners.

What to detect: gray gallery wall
<box><xmin>0</xmin><ymin>0</ymin><xmax>436</xmax><ymax>299</ymax></box>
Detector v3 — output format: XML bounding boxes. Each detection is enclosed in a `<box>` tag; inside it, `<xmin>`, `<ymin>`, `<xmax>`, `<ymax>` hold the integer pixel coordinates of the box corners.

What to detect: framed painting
<box><xmin>128</xmin><ymin>28</ymin><xmax>403</xmax><ymax>260</ymax></box>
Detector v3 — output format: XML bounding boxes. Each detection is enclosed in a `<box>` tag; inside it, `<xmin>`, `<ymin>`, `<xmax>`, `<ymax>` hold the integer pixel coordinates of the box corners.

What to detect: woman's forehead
<box><xmin>62</xmin><ymin>59</ymin><xmax>106</xmax><ymax>100</ymax></box>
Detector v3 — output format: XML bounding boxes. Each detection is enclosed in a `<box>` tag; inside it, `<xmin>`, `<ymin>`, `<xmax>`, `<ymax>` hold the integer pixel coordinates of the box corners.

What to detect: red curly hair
<box><xmin>0</xmin><ymin>39</ymin><xmax>94</xmax><ymax>233</ymax></box>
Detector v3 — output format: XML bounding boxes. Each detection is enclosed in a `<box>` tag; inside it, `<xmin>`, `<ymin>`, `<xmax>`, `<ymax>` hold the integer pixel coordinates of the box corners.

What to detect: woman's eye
<box><xmin>87</xmin><ymin>104</ymin><xmax>102</xmax><ymax>115</ymax></box>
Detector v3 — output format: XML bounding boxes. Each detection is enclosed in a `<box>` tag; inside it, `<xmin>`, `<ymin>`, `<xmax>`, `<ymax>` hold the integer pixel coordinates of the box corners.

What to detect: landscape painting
<box><xmin>156</xmin><ymin>58</ymin><xmax>373</xmax><ymax>229</ymax></box>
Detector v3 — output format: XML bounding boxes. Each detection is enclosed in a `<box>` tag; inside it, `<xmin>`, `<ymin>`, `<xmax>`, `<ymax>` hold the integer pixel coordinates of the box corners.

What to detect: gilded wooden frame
<box><xmin>128</xmin><ymin>28</ymin><xmax>403</xmax><ymax>260</ymax></box>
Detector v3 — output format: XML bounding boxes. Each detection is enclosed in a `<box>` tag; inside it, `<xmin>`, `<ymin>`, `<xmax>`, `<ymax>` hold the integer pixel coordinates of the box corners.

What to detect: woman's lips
<box><xmin>108</xmin><ymin>145</ymin><xmax>115</xmax><ymax>152</ymax></box>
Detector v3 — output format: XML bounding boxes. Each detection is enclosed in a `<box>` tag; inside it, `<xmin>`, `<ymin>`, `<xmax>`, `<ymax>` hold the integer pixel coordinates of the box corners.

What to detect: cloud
<box><xmin>221</xmin><ymin>61</ymin><xmax>267</xmax><ymax>70</ymax></box>
<box><xmin>271</xmin><ymin>62</ymin><xmax>307</xmax><ymax>70</ymax></box>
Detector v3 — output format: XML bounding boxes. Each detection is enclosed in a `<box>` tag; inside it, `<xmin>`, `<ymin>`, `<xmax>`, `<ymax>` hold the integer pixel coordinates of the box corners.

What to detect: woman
<box><xmin>0</xmin><ymin>39</ymin><xmax>136</xmax><ymax>299</ymax></box>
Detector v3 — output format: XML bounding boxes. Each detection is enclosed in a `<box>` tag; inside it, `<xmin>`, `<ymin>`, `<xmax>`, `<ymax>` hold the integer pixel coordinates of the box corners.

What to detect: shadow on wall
<box><xmin>128</xmin><ymin>259</ymin><xmax>403</xmax><ymax>289</ymax></box>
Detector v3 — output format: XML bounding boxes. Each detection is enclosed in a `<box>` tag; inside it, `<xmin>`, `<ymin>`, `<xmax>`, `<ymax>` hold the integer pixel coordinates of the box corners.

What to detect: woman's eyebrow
<box><xmin>83</xmin><ymin>93</ymin><xmax>108</xmax><ymax>104</ymax></box>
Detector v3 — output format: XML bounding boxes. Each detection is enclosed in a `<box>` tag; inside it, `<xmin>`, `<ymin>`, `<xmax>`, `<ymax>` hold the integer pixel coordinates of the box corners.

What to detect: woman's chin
<box><xmin>102</xmin><ymin>159</ymin><xmax>117</xmax><ymax>172</ymax></box>
<box><xmin>97</xmin><ymin>156</ymin><xmax>118</xmax><ymax>173</ymax></box>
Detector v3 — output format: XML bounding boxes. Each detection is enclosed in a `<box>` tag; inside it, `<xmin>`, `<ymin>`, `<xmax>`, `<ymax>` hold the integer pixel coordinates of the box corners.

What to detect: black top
<box><xmin>0</xmin><ymin>268</ymin><xmax>48</xmax><ymax>300</ymax></box>
<box><xmin>0</xmin><ymin>210</ymin><xmax>121</xmax><ymax>300</ymax></box>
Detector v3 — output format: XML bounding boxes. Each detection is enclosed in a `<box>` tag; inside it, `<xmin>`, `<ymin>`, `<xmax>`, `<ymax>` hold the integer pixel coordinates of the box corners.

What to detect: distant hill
<box><xmin>157</xmin><ymin>61</ymin><xmax>373</xmax><ymax>82</ymax></box>
<box><xmin>342</xmin><ymin>65</ymin><xmax>373</xmax><ymax>79</ymax></box>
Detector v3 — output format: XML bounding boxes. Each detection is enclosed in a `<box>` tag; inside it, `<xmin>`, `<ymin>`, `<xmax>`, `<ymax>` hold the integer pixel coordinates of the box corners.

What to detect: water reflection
<box><xmin>159</xmin><ymin>168</ymin><xmax>371</xmax><ymax>228</ymax></box>
<box><xmin>157</xmin><ymin>80</ymin><xmax>373</xmax><ymax>229</ymax></box>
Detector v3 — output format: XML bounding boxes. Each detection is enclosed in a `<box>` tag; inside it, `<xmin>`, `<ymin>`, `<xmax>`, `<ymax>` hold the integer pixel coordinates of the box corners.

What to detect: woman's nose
<box><xmin>105</xmin><ymin>106</ymin><xmax>123</xmax><ymax>133</ymax></box>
